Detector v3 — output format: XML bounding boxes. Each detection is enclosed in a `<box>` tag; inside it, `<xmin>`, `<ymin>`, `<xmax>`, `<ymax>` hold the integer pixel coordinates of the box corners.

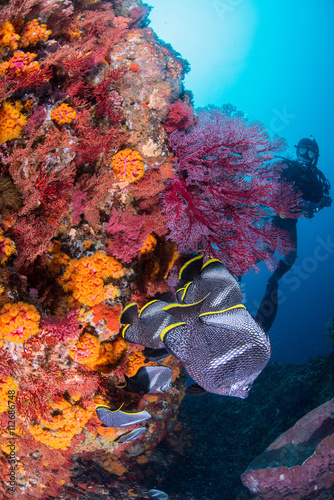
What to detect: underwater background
<box><xmin>149</xmin><ymin>0</ymin><xmax>334</xmax><ymax>365</ymax></box>
<box><xmin>0</xmin><ymin>0</ymin><xmax>333</xmax><ymax>499</ymax></box>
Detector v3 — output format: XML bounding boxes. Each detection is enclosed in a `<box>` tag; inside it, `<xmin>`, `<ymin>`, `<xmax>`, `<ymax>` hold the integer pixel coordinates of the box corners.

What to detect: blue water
<box><xmin>149</xmin><ymin>0</ymin><xmax>334</xmax><ymax>364</ymax></box>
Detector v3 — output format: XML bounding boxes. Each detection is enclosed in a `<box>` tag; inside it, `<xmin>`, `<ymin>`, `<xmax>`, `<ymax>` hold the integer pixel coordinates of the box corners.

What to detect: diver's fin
<box><xmin>186</xmin><ymin>383</ymin><xmax>207</xmax><ymax>396</ymax></box>
<box><xmin>162</xmin><ymin>295</ymin><xmax>208</xmax><ymax>321</ymax></box>
<box><xmin>119</xmin><ymin>303</ymin><xmax>138</xmax><ymax>325</ymax></box>
<box><xmin>178</xmin><ymin>255</ymin><xmax>204</xmax><ymax>281</ymax></box>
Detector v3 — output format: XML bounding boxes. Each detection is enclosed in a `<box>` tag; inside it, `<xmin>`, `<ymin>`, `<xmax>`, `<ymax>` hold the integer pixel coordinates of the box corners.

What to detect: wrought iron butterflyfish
<box><xmin>120</xmin><ymin>300</ymin><xmax>179</xmax><ymax>350</ymax></box>
<box><xmin>120</xmin><ymin>256</ymin><xmax>271</xmax><ymax>398</ymax></box>
<box><xmin>114</xmin><ymin>426</ymin><xmax>147</xmax><ymax>443</ymax></box>
<box><xmin>117</xmin><ymin>366</ymin><xmax>173</xmax><ymax>394</ymax></box>
<box><xmin>95</xmin><ymin>403</ymin><xmax>151</xmax><ymax>427</ymax></box>
<box><xmin>176</xmin><ymin>255</ymin><xmax>243</xmax><ymax>312</ymax></box>
<box><xmin>161</xmin><ymin>302</ymin><xmax>271</xmax><ymax>398</ymax></box>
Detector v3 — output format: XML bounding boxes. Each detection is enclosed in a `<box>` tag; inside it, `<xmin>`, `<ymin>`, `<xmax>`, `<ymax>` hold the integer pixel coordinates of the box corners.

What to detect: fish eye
<box><xmin>243</xmin><ymin>384</ymin><xmax>251</xmax><ymax>391</ymax></box>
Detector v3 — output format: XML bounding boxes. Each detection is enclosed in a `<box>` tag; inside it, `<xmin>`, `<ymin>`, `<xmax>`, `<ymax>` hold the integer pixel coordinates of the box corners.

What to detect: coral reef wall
<box><xmin>0</xmin><ymin>1</ymin><xmax>189</xmax><ymax>498</ymax></box>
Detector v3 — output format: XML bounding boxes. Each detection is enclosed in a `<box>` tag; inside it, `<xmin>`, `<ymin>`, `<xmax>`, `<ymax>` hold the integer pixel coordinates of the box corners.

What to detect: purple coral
<box><xmin>161</xmin><ymin>105</ymin><xmax>302</xmax><ymax>275</ymax></box>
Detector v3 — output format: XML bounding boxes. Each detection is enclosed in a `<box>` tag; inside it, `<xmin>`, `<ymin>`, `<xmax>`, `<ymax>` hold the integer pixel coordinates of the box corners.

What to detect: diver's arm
<box><xmin>303</xmin><ymin>195</ymin><xmax>332</xmax><ymax>219</ymax></box>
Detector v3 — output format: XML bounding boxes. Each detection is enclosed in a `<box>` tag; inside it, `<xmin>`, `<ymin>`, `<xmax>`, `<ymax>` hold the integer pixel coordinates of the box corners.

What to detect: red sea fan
<box><xmin>161</xmin><ymin>105</ymin><xmax>302</xmax><ymax>275</ymax></box>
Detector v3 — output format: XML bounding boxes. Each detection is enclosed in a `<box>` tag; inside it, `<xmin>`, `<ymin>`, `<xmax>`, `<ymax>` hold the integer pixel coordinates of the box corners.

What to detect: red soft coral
<box><xmin>164</xmin><ymin>98</ymin><xmax>195</xmax><ymax>133</ymax></box>
<box><xmin>161</xmin><ymin>105</ymin><xmax>302</xmax><ymax>275</ymax></box>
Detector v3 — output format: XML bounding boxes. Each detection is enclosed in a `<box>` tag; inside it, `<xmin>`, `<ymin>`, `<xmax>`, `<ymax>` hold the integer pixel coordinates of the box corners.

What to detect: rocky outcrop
<box><xmin>241</xmin><ymin>398</ymin><xmax>334</xmax><ymax>499</ymax></box>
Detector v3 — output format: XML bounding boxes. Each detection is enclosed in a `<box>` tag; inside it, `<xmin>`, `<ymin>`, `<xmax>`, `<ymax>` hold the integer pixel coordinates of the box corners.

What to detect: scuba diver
<box><xmin>255</xmin><ymin>136</ymin><xmax>332</xmax><ymax>332</ymax></box>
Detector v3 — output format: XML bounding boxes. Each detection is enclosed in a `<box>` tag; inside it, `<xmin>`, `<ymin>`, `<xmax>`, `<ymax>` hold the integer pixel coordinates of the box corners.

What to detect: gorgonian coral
<box><xmin>0</xmin><ymin>301</ymin><xmax>40</xmax><ymax>343</ymax></box>
<box><xmin>111</xmin><ymin>149</ymin><xmax>145</xmax><ymax>183</ymax></box>
<box><xmin>162</xmin><ymin>105</ymin><xmax>302</xmax><ymax>275</ymax></box>
<box><xmin>0</xmin><ymin>101</ymin><xmax>26</xmax><ymax>143</ymax></box>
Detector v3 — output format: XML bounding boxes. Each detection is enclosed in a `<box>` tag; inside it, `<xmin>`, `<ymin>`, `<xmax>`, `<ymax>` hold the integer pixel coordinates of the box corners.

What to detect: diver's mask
<box><xmin>295</xmin><ymin>136</ymin><xmax>319</xmax><ymax>165</ymax></box>
<box><xmin>297</xmin><ymin>147</ymin><xmax>317</xmax><ymax>162</ymax></box>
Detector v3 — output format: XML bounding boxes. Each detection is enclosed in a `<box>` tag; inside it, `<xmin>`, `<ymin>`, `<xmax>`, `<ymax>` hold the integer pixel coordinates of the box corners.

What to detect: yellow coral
<box><xmin>0</xmin><ymin>231</ymin><xmax>15</xmax><ymax>264</ymax></box>
<box><xmin>0</xmin><ymin>22</ymin><xmax>20</xmax><ymax>50</ymax></box>
<box><xmin>126</xmin><ymin>350</ymin><xmax>146</xmax><ymax>376</ymax></box>
<box><xmin>49</xmin><ymin>251</ymin><xmax>70</xmax><ymax>276</ymax></box>
<box><xmin>91</xmin><ymin>337</ymin><xmax>127</xmax><ymax>370</ymax></box>
<box><xmin>70</xmin><ymin>334</ymin><xmax>127</xmax><ymax>370</ymax></box>
<box><xmin>0</xmin><ymin>377</ymin><xmax>18</xmax><ymax>413</ymax></box>
<box><xmin>19</xmin><ymin>19</ymin><xmax>51</xmax><ymax>48</ymax></box>
<box><xmin>111</xmin><ymin>149</ymin><xmax>145</xmax><ymax>184</ymax></box>
<box><xmin>29</xmin><ymin>398</ymin><xmax>93</xmax><ymax>450</ymax></box>
<box><xmin>140</xmin><ymin>233</ymin><xmax>157</xmax><ymax>255</ymax></box>
<box><xmin>61</xmin><ymin>251</ymin><xmax>124</xmax><ymax>307</ymax></box>
<box><xmin>0</xmin><ymin>301</ymin><xmax>40</xmax><ymax>343</ymax></box>
<box><xmin>5</xmin><ymin>50</ymin><xmax>39</xmax><ymax>76</ymax></box>
<box><xmin>51</xmin><ymin>103</ymin><xmax>77</xmax><ymax>125</ymax></box>
<box><xmin>0</xmin><ymin>101</ymin><xmax>26</xmax><ymax>143</ymax></box>
<box><xmin>69</xmin><ymin>333</ymin><xmax>100</xmax><ymax>366</ymax></box>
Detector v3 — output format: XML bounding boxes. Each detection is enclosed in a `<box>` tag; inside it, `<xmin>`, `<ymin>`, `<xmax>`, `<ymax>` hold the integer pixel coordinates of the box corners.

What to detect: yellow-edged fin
<box><xmin>181</xmin><ymin>281</ymin><xmax>192</xmax><ymax>302</ymax></box>
<box><xmin>162</xmin><ymin>294</ymin><xmax>209</xmax><ymax>321</ymax></box>
<box><xmin>200</xmin><ymin>258</ymin><xmax>222</xmax><ymax>270</ymax></box>
<box><xmin>122</xmin><ymin>324</ymin><xmax>130</xmax><ymax>338</ymax></box>
<box><xmin>95</xmin><ymin>403</ymin><xmax>125</xmax><ymax>412</ymax></box>
<box><xmin>114</xmin><ymin>430</ymin><xmax>132</xmax><ymax>443</ymax></box>
<box><xmin>163</xmin><ymin>294</ymin><xmax>208</xmax><ymax>312</ymax></box>
<box><xmin>115</xmin><ymin>381</ymin><xmax>127</xmax><ymax>389</ymax></box>
<box><xmin>199</xmin><ymin>304</ymin><xmax>246</xmax><ymax>317</ymax></box>
<box><xmin>160</xmin><ymin>321</ymin><xmax>186</xmax><ymax>341</ymax></box>
<box><xmin>119</xmin><ymin>303</ymin><xmax>138</xmax><ymax>324</ymax></box>
<box><xmin>139</xmin><ymin>299</ymin><xmax>160</xmax><ymax>318</ymax></box>
<box><xmin>178</xmin><ymin>254</ymin><xmax>203</xmax><ymax>280</ymax></box>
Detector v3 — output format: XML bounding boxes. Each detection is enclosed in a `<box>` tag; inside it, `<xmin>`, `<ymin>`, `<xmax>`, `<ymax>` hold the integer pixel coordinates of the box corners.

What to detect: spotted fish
<box><xmin>176</xmin><ymin>255</ymin><xmax>243</xmax><ymax>311</ymax></box>
<box><xmin>118</xmin><ymin>366</ymin><xmax>173</xmax><ymax>394</ymax></box>
<box><xmin>120</xmin><ymin>256</ymin><xmax>271</xmax><ymax>399</ymax></box>
<box><xmin>161</xmin><ymin>301</ymin><xmax>271</xmax><ymax>398</ymax></box>
<box><xmin>120</xmin><ymin>300</ymin><xmax>177</xmax><ymax>350</ymax></box>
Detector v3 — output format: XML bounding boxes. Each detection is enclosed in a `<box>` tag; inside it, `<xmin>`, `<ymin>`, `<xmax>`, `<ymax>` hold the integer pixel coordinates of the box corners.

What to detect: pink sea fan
<box><xmin>161</xmin><ymin>105</ymin><xmax>302</xmax><ymax>275</ymax></box>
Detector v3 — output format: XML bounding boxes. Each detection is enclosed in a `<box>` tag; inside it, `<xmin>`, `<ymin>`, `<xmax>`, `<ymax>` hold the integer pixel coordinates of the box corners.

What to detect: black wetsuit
<box><xmin>255</xmin><ymin>158</ymin><xmax>331</xmax><ymax>332</ymax></box>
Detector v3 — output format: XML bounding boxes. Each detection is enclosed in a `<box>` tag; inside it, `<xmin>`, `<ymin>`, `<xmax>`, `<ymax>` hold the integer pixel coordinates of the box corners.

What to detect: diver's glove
<box><xmin>303</xmin><ymin>196</ymin><xmax>332</xmax><ymax>219</ymax></box>
<box><xmin>319</xmin><ymin>195</ymin><xmax>332</xmax><ymax>209</ymax></box>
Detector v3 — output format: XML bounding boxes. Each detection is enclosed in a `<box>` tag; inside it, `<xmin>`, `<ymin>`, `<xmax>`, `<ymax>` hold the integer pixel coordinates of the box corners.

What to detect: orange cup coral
<box><xmin>61</xmin><ymin>252</ymin><xmax>124</xmax><ymax>307</ymax></box>
<box><xmin>51</xmin><ymin>103</ymin><xmax>77</xmax><ymax>125</ymax></box>
<box><xmin>5</xmin><ymin>50</ymin><xmax>39</xmax><ymax>76</ymax></box>
<box><xmin>0</xmin><ymin>101</ymin><xmax>26</xmax><ymax>143</ymax></box>
<box><xmin>0</xmin><ymin>302</ymin><xmax>40</xmax><ymax>343</ymax></box>
<box><xmin>29</xmin><ymin>398</ymin><xmax>94</xmax><ymax>450</ymax></box>
<box><xmin>111</xmin><ymin>149</ymin><xmax>145</xmax><ymax>183</ymax></box>
<box><xmin>0</xmin><ymin>377</ymin><xmax>18</xmax><ymax>413</ymax></box>
<box><xmin>69</xmin><ymin>333</ymin><xmax>100</xmax><ymax>366</ymax></box>
<box><xmin>0</xmin><ymin>231</ymin><xmax>16</xmax><ymax>264</ymax></box>
<box><xmin>0</xmin><ymin>21</ymin><xmax>20</xmax><ymax>50</ymax></box>
<box><xmin>19</xmin><ymin>19</ymin><xmax>51</xmax><ymax>48</ymax></box>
